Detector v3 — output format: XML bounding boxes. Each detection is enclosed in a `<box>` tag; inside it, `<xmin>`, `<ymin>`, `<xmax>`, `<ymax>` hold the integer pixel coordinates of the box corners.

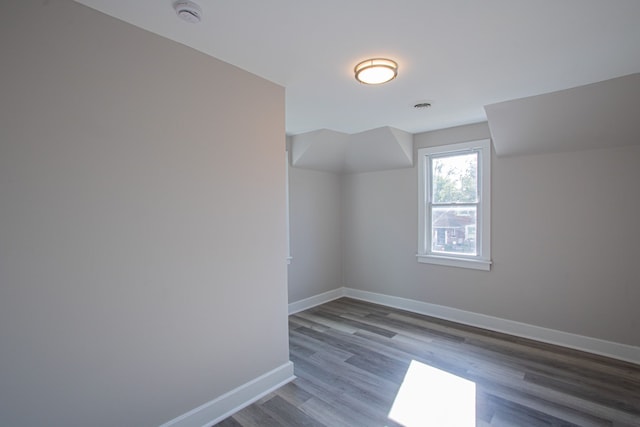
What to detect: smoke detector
<box><xmin>174</xmin><ymin>1</ymin><xmax>202</xmax><ymax>24</ymax></box>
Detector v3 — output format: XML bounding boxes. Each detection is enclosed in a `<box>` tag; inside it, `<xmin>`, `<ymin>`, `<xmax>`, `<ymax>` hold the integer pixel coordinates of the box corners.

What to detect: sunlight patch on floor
<box><xmin>388</xmin><ymin>360</ymin><xmax>476</xmax><ymax>426</ymax></box>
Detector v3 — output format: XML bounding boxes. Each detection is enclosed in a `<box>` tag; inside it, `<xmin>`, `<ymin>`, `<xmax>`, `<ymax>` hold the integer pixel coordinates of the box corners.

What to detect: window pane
<box><xmin>431</xmin><ymin>206</ymin><xmax>477</xmax><ymax>255</ymax></box>
<box><xmin>432</xmin><ymin>152</ymin><xmax>478</xmax><ymax>204</ymax></box>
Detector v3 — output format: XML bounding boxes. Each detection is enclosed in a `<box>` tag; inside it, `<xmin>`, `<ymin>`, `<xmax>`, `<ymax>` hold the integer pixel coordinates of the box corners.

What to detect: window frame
<box><xmin>417</xmin><ymin>139</ymin><xmax>492</xmax><ymax>271</ymax></box>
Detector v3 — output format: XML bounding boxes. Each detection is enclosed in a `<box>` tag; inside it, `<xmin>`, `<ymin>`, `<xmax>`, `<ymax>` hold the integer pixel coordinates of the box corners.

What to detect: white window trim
<box><xmin>417</xmin><ymin>139</ymin><xmax>492</xmax><ymax>271</ymax></box>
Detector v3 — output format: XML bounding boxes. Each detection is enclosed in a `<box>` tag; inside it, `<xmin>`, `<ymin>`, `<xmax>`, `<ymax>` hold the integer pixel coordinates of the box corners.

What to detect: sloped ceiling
<box><xmin>72</xmin><ymin>0</ymin><xmax>640</xmax><ymax>149</ymax></box>
<box><xmin>293</xmin><ymin>73</ymin><xmax>640</xmax><ymax>171</ymax></box>
<box><xmin>486</xmin><ymin>74</ymin><xmax>640</xmax><ymax>157</ymax></box>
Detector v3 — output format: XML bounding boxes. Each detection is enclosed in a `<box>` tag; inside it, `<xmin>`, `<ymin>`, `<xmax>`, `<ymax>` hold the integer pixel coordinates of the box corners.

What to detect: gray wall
<box><xmin>0</xmin><ymin>1</ymin><xmax>289</xmax><ymax>426</ymax></box>
<box><xmin>288</xmin><ymin>167</ymin><xmax>343</xmax><ymax>302</ymax></box>
<box><xmin>342</xmin><ymin>122</ymin><xmax>640</xmax><ymax>347</ymax></box>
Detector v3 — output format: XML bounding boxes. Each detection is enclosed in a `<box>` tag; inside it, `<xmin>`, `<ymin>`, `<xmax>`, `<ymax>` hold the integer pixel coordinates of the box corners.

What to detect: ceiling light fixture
<box><xmin>354</xmin><ymin>58</ymin><xmax>398</xmax><ymax>85</ymax></box>
<box><xmin>174</xmin><ymin>1</ymin><xmax>202</xmax><ymax>24</ymax></box>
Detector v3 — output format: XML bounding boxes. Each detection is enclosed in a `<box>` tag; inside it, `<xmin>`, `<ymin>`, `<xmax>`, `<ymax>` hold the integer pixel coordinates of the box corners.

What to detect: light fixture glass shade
<box><xmin>354</xmin><ymin>58</ymin><xmax>398</xmax><ymax>84</ymax></box>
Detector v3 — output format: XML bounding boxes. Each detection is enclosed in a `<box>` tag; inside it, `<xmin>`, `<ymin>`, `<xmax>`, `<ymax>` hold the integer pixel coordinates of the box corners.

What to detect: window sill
<box><xmin>416</xmin><ymin>254</ymin><xmax>491</xmax><ymax>271</ymax></box>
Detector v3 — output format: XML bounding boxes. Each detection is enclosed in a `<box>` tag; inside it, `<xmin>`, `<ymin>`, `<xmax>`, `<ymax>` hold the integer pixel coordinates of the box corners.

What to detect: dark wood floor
<box><xmin>215</xmin><ymin>298</ymin><xmax>640</xmax><ymax>426</ymax></box>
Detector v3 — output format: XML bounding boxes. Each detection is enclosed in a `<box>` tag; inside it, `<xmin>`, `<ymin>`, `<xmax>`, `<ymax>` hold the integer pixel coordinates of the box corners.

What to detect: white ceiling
<box><xmin>73</xmin><ymin>0</ymin><xmax>640</xmax><ymax>137</ymax></box>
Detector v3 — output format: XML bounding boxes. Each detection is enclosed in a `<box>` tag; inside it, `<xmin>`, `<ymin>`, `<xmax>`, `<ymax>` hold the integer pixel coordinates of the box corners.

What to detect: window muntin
<box><xmin>418</xmin><ymin>140</ymin><xmax>491</xmax><ymax>270</ymax></box>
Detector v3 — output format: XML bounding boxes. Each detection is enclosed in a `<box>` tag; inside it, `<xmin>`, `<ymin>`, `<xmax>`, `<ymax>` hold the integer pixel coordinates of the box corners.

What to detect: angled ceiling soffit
<box><xmin>291</xmin><ymin>126</ymin><xmax>414</xmax><ymax>174</ymax></box>
<box><xmin>290</xmin><ymin>129</ymin><xmax>348</xmax><ymax>174</ymax></box>
<box><xmin>485</xmin><ymin>73</ymin><xmax>640</xmax><ymax>157</ymax></box>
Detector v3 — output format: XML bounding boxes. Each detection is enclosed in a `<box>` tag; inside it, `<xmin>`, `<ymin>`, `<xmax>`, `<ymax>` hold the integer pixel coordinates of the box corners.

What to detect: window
<box><xmin>417</xmin><ymin>139</ymin><xmax>491</xmax><ymax>270</ymax></box>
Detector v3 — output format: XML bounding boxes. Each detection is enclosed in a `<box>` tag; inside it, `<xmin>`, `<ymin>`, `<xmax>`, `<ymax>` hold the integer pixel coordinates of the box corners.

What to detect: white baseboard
<box><xmin>289</xmin><ymin>287</ymin><xmax>640</xmax><ymax>365</ymax></box>
<box><xmin>159</xmin><ymin>361</ymin><xmax>295</xmax><ymax>427</ymax></box>
<box><xmin>343</xmin><ymin>288</ymin><xmax>640</xmax><ymax>365</ymax></box>
<box><xmin>288</xmin><ymin>288</ymin><xmax>345</xmax><ymax>315</ymax></box>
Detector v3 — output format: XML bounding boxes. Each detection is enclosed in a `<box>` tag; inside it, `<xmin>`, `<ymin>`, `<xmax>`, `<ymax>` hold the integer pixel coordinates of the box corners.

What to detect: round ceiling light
<box><xmin>354</xmin><ymin>58</ymin><xmax>398</xmax><ymax>85</ymax></box>
<box><xmin>174</xmin><ymin>1</ymin><xmax>202</xmax><ymax>24</ymax></box>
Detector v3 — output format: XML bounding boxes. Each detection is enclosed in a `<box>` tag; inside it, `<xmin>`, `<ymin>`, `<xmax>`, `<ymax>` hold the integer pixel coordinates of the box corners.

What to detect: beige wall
<box><xmin>0</xmin><ymin>1</ymin><xmax>289</xmax><ymax>426</ymax></box>
<box><xmin>342</xmin><ymin>122</ymin><xmax>640</xmax><ymax>347</ymax></box>
<box><xmin>288</xmin><ymin>167</ymin><xmax>343</xmax><ymax>302</ymax></box>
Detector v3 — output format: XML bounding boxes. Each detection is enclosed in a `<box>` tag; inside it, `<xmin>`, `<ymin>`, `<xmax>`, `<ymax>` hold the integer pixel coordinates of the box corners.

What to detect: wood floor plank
<box><xmin>289</xmin><ymin>352</ymin><xmax>393</xmax><ymax>409</ymax></box>
<box><xmin>311</xmin><ymin>308</ymin><xmax>398</xmax><ymax>338</ymax></box>
<box><xmin>214</xmin><ymin>298</ymin><xmax>640</xmax><ymax>427</ymax></box>
<box><xmin>477</xmin><ymin>383</ymin><xmax>613</xmax><ymax>426</ymax></box>
<box><xmin>258</xmin><ymin>395</ymin><xmax>325</xmax><ymax>427</ymax></box>
<box><xmin>271</xmin><ymin>381</ymin><xmax>313</xmax><ymax>408</ymax></box>
<box><xmin>524</xmin><ymin>371</ymin><xmax>640</xmax><ymax>416</ymax></box>
<box><xmin>297</xmin><ymin>397</ymin><xmax>364</xmax><ymax>427</ymax></box>
<box><xmin>290</xmin><ymin>328</ymin><xmax>353</xmax><ymax>362</ymax></box>
<box><xmin>229</xmin><ymin>403</ymin><xmax>282</xmax><ymax>427</ymax></box>
<box><xmin>215</xmin><ymin>417</ymin><xmax>244</xmax><ymax>427</ymax></box>
<box><xmin>292</xmin><ymin>374</ymin><xmax>393</xmax><ymax>424</ymax></box>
